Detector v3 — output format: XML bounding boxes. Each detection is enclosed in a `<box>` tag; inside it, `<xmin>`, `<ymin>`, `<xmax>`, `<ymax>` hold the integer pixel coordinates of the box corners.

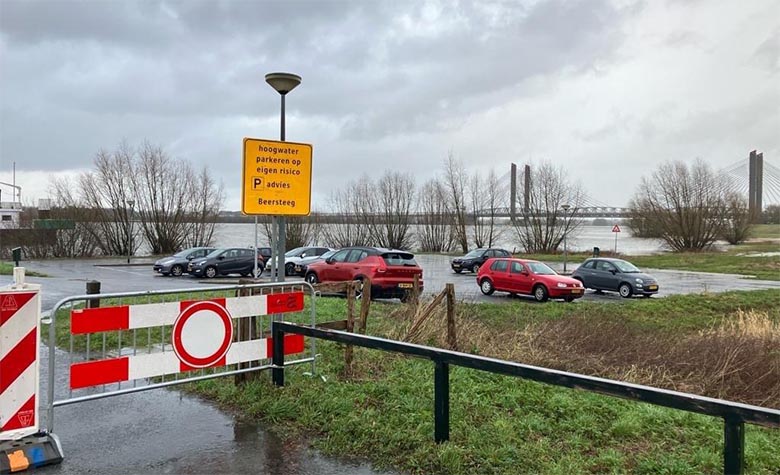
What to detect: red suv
<box><xmin>304</xmin><ymin>247</ymin><xmax>423</xmax><ymax>301</ymax></box>
<box><xmin>477</xmin><ymin>258</ymin><xmax>584</xmax><ymax>302</ymax></box>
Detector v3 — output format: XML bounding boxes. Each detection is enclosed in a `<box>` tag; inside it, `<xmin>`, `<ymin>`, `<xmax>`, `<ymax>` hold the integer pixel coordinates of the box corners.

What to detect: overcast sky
<box><xmin>1</xmin><ymin>0</ymin><xmax>778</xmax><ymax>211</ymax></box>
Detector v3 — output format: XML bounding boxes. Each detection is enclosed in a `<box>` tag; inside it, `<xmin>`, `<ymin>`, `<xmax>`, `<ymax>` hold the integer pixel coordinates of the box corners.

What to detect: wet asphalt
<box><xmin>6</xmin><ymin>256</ymin><xmax>780</xmax><ymax>474</ymax></box>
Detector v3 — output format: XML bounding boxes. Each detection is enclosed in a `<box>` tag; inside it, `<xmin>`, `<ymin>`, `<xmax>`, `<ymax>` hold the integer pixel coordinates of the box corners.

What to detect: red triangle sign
<box><xmin>612</xmin><ymin>224</ymin><xmax>621</xmax><ymax>233</ymax></box>
<box><xmin>0</xmin><ymin>292</ymin><xmax>37</xmax><ymax>326</ymax></box>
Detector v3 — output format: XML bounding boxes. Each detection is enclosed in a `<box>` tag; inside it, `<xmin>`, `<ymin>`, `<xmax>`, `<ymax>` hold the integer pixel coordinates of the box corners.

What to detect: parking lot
<box><xmin>12</xmin><ymin>254</ymin><xmax>780</xmax><ymax>311</ymax></box>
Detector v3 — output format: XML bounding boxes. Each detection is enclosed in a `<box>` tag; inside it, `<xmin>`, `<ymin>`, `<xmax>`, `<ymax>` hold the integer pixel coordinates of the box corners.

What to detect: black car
<box><xmin>188</xmin><ymin>248</ymin><xmax>265</xmax><ymax>278</ymax></box>
<box><xmin>571</xmin><ymin>258</ymin><xmax>659</xmax><ymax>298</ymax></box>
<box><xmin>292</xmin><ymin>249</ymin><xmax>337</xmax><ymax>276</ymax></box>
<box><xmin>451</xmin><ymin>248</ymin><xmax>511</xmax><ymax>274</ymax></box>
<box><xmin>153</xmin><ymin>247</ymin><xmax>215</xmax><ymax>276</ymax></box>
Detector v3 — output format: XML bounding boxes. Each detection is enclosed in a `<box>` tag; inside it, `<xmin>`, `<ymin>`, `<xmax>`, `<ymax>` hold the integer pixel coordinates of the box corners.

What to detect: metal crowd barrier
<box><xmin>46</xmin><ymin>282</ymin><xmax>317</xmax><ymax>433</ymax></box>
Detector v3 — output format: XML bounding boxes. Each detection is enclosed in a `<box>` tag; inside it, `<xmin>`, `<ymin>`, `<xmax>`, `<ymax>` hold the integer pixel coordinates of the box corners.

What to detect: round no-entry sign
<box><xmin>172</xmin><ymin>301</ymin><xmax>233</xmax><ymax>368</ymax></box>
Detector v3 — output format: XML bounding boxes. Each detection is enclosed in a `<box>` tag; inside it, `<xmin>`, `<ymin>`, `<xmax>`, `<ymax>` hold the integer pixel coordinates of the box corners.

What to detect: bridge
<box><xmin>477</xmin><ymin>150</ymin><xmax>778</xmax><ymax>220</ymax></box>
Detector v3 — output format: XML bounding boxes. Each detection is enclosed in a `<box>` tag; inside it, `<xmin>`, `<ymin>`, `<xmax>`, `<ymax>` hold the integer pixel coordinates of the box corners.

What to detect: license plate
<box><xmin>453</xmin><ymin>264</ymin><xmax>461</xmax><ymax>268</ymax></box>
<box><xmin>398</xmin><ymin>283</ymin><xmax>413</xmax><ymax>289</ymax></box>
<box><xmin>294</xmin><ymin>266</ymin><xmax>302</xmax><ymax>272</ymax></box>
<box><xmin>571</xmin><ymin>289</ymin><xmax>582</xmax><ymax>294</ymax></box>
<box><xmin>648</xmin><ymin>285</ymin><xmax>658</xmax><ymax>291</ymax></box>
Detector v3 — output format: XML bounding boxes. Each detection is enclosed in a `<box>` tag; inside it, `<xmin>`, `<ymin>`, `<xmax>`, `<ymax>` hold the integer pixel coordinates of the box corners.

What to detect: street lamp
<box><xmin>126</xmin><ymin>199</ymin><xmax>135</xmax><ymax>264</ymax></box>
<box><xmin>561</xmin><ymin>204</ymin><xmax>570</xmax><ymax>274</ymax></box>
<box><xmin>265</xmin><ymin>72</ymin><xmax>301</xmax><ymax>283</ymax></box>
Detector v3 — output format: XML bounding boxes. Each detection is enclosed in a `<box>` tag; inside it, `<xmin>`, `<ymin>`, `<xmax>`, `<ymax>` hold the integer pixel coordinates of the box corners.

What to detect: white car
<box><xmin>264</xmin><ymin>246</ymin><xmax>333</xmax><ymax>276</ymax></box>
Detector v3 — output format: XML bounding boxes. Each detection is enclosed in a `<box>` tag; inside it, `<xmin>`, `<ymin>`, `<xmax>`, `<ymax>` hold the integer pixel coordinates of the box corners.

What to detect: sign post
<box><xmin>612</xmin><ymin>224</ymin><xmax>621</xmax><ymax>254</ymax></box>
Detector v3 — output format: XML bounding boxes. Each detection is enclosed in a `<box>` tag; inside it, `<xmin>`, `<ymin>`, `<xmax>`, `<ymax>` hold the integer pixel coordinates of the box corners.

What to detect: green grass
<box><xmin>0</xmin><ymin>262</ymin><xmax>47</xmax><ymax>277</ymax></box>
<box><xmin>751</xmin><ymin>224</ymin><xmax>780</xmax><ymax>239</ymax></box>
<box><xmin>186</xmin><ymin>292</ymin><xmax>780</xmax><ymax>475</ymax></box>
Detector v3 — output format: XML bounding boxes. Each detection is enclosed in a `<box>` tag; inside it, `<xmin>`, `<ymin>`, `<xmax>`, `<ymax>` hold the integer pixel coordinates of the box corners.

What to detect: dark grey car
<box><xmin>451</xmin><ymin>248</ymin><xmax>511</xmax><ymax>273</ymax></box>
<box><xmin>153</xmin><ymin>247</ymin><xmax>215</xmax><ymax>276</ymax></box>
<box><xmin>188</xmin><ymin>248</ymin><xmax>264</xmax><ymax>278</ymax></box>
<box><xmin>571</xmin><ymin>258</ymin><xmax>659</xmax><ymax>298</ymax></box>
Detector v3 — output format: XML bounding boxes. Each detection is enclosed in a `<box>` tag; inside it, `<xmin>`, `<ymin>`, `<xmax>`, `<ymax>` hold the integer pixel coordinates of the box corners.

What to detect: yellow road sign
<box><xmin>242</xmin><ymin>138</ymin><xmax>312</xmax><ymax>216</ymax></box>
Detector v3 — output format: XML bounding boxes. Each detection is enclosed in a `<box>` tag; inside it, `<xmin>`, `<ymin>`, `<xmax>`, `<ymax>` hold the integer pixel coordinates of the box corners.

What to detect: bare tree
<box><xmin>443</xmin><ymin>153</ymin><xmax>469</xmax><ymax>252</ymax></box>
<box><xmin>512</xmin><ymin>161</ymin><xmax>585</xmax><ymax>253</ymax></box>
<box><xmin>183</xmin><ymin>166</ymin><xmax>224</xmax><ymax>248</ymax></box>
<box><xmin>630</xmin><ymin>160</ymin><xmax>731</xmax><ymax>251</ymax></box>
<box><xmin>469</xmin><ymin>169</ymin><xmax>504</xmax><ymax>248</ymax></box>
<box><xmin>322</xmin><ymin>185</ymin><xmax>372</xmax><ymax>247</ymax></box>
<box><xmin>78</xmin><ymin>144</ymin><xmax>136</xmax><ymax>255</ymax></box>
<box><xmin>372</xmin><ymin>171</ymin><xmax>416</xmax><ymax>249</ymax></box>
<box><xmin>417</xmin><ymin>178</ymin><xmax>454</xmax><ymax>252</ymax></box>
<box><xmin>56</xmin><ymin>142</ymin><xmax>224</xmax><ymax>257</ymax></box>
<box><xmin>49</xmin><ymin>176</ymin><xmax>102</xmax><ymax>257</ymax></box>
<box><xmin>264</xmin><ymin>216</ymin><xmax>321</xmax><ymax>249</ymax></box>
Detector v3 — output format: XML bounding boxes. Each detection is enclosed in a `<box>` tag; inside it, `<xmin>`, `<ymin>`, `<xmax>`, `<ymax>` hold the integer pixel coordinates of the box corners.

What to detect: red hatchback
<box><xmin>305</xmin><ymin>247</ymin><xmax>423</xmax><ymax>301</ymax></box>
<box><xmin>476</xmin><ymin>258</ymin><xmax>584</xmax><ymax>302</ymax></box>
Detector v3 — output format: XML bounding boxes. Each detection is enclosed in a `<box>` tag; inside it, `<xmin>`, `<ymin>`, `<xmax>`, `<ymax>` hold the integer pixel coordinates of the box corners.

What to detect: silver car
<box><xmin>571</xmin><ymin>258</ymin><xmax>659</xmax><ymax>298</ymax></box>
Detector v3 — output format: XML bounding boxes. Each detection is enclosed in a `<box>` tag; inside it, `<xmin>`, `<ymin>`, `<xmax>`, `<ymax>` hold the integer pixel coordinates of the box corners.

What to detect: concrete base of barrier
<box><xmin>0</xmin><ymin>432</ymin><xmax>63</xmax><ymax>473</ymax></box>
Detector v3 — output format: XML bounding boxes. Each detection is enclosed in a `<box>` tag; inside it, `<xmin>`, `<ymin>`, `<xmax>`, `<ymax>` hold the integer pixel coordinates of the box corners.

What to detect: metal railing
<box><xmin>46</xmin><ymin>281</ymin><xmax>318</xmax><ymax>432</ymax></box>
<box><xmin>271</xmin><ymin>322</ymin><xmax>780</xmax><ymax>475</ymax></box>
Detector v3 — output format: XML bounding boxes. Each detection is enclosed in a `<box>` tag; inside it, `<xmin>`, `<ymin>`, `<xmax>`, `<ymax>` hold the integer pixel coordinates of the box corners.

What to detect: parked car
<box><xmin>571</xmin><ymin>258</ymin><xmax>659</xmax><ymax>298</ymax></box>
<box><xmin>153</xmin><ymin>247</ymin><xmax>216</xmax><ymax>276</ymax></box>
<box><xmin>304</xmin><ymin>247</ymin><xmax>423</xmax><ymax>301</ymax></box>
<box><xmin>451</xmin><ymin>248</ymin><xmax>511</xmax><ymax>274</ymax></box>
<box><xmin>264</xmin><ymin>246</ymin><xmax>332</xmax><ymax>276</ymax></box>
<box><xmin>255</xmin><ymin>247</ymin><xmax>273</xmax><ymax>261</ymax></box>
<box><xmin>477</xmin><ymin>258</ymin><xmax>584</xmax><ymax>302</ymax></box>
<box><xmin>292</xmin><ymin>249</ymin><xmax>337</xmax><ymax>276</ymax></box>
<box><xmin>188</xmin><ymin>248</ymin><xmax>264</xmax><ymax>278</ymax></box>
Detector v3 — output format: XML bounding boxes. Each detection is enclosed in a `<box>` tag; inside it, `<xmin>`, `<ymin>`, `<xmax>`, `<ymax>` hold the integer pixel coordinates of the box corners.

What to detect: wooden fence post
<box><xmin>344</xmin><ymin>281</ymin><xmax>356</xmax><ymax>377</ymax></box>
<box><xmin>358</xmin><ymin>278</ymin><xmax>371</xmax><ymax>334</ymax></box>
<box><xmin>446</xmin><ymin>283</ymin><xmax>457</xmax><ymax>351</ymax></box>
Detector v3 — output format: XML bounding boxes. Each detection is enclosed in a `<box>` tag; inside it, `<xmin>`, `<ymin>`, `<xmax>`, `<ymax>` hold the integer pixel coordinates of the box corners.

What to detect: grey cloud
<box><xmin>752</xmin><ymin>29</ymin><xmax>780</xmax><ymax>73</ymax></box>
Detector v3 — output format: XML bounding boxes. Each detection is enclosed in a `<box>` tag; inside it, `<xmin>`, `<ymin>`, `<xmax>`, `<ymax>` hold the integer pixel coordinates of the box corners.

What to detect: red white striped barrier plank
<box><xmin>0</xmin><ymin>286</ymin><xmax>41</xmax><ymax>441</ymax></box>
<box><xmin>70</xmin><ymin>334</ymin><xmax>305</xmax><ymax>389</ymax></box>
<box><xmin>70</xmin><ymin>292</ymin><xmax>304</xmax><ymax>334</ymax></box>
<box><xmin>68</xmin><ymin>292</ymin><xmax>306</xmax><ymax>390</ymax></box>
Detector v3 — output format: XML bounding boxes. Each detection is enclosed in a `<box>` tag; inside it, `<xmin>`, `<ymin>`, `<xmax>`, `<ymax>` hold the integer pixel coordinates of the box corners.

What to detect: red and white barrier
<box><xmin>0</xmin><ymin>269</ymin><xmax>42</xmax><ymax>441</ymax></box>
<box><xmin>69</xmin><ymin>292</ymin><xmax>306</xmax><ymax>389</ymax></box>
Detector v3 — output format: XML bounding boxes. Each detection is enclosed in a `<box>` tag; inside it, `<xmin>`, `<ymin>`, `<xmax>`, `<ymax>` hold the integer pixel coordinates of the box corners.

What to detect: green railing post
<box><xmin>434</xmin><ymin>360</ymin><xmax>450</xmax><ymax>443</ymax></box>
<box><xmin>272</xmin><ymin>321</ymin><xmax>285</xmax><ymax>387</ymax></box>
<box><xmin>724</xmin><ymin>416</ymin><xmax>744</xmax><ymax>474</ymax></box>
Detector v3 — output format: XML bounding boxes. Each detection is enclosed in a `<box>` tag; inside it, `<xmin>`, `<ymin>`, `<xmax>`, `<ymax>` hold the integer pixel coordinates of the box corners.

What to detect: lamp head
<box><xmin>561</xmin><ymin>204</ymin><xmax>571</xmax><ymax>212</ymax></box>
<box><xmin>265</xmin><ymin>72</ymin><xmax>302</xmax><ymax>95</ymax></box>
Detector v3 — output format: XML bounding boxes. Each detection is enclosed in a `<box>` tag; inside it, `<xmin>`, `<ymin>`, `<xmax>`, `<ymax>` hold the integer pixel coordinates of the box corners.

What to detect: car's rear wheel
<box><xmin>533</xmin><ymin>285</ymin><xmax>549</xmax><ymax>302</ymax></box>
<box><xmin>480</xmin><ymin>279</ymin><xmax>494</xmax><ymax>295</ymax></box>
<box><xmin>471</xmin><ymin>263</ymin><xmax>480</xmax><ymax>273</ymax></box>
<box><xmin>285</xmin><ymin>263</ymin><xmax>295</xmax><ymax>276</ymax></box>
<box><xmin>204</xmin><ymin>266</ymin><xmax>217</xmax><ymax>279</ymax></box>
<box><xmin>254</xmin><ymin>266</ymin><xmax>263</xmax><ymax>278</ymax></box>
<box><xmin>170</xmin><ymin>265</ymin><xmax>184</xmax><ymax>277</ymax></box>
<box><xmin>305</xmin><ymin>272</ymin><xmax>319</xmax><ymax>285</ymax></box>
<box><xmin>619</xmin><ymin>283</ymin><xmax>633</xmax><ymax>298</ymax></box>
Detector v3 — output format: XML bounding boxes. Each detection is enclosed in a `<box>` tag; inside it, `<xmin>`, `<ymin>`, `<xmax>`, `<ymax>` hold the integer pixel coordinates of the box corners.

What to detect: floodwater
<box><xmin>210</xmin><ymin>223</ymin><xmax>667</xmax><ymax>255</ymax></box>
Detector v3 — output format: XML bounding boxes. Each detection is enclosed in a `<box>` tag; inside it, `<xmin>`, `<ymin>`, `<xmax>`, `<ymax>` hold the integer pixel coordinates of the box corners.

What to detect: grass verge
<box><xmin>0</xmin><ymin>262</ymin><xmax>47</xmax><ymax>277</ymax></box>
<box><xmin>187</xmin><ymin>290</ymin><xmax>780</xmax><ymax>474</ymax></box>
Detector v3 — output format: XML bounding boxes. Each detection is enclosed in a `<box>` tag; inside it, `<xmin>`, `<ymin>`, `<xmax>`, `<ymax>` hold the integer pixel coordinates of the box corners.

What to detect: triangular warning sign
<box><xmin>612</xmin><ymin>224</ymin><xmax>621</xmax><ymax>233</ymax></box>
<box><xmin>17</xmin><ymin>409</ymin><xmax>34</xmax><ymax>427</ymax></box>
<box><xmin>2</xmin><ymin>295</ymin><xmax>17</xmax><ymax>312</ymax></box>
<box><xmin>0</xmin><ymin>291</ymin><xmax>37</xmax><ymax>326</ymax></box>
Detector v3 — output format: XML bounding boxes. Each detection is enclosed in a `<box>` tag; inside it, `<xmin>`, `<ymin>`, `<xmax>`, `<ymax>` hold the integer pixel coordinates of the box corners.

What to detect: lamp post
<box><xmin>126</xmin><ymin>199</ymin><xmax>135</xmax><ymax>264</ymax></box>
<box><xmin>265</xmin><ymin>72</ymin><xmax>301</xmax><ymax>283</ymax></box>
<box><xmin>561</xmin><ymin>204</ymin><xmax>570</xmax><ymax>274</ymax></box>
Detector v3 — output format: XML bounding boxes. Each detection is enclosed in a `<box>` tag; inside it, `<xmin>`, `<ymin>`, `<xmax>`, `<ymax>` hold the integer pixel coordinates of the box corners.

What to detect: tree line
<box><xmin>23</xmin><ymin>141</ymin><xmax>766</xmax><ymax>258</ymax></box>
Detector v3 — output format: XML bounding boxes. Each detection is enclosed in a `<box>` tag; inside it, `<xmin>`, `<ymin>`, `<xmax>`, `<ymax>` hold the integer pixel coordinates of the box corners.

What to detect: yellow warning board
<box><xmin>242</xmin><ymin>138</ymin><xmax>312</xmax><ymax>216</ymax></box>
